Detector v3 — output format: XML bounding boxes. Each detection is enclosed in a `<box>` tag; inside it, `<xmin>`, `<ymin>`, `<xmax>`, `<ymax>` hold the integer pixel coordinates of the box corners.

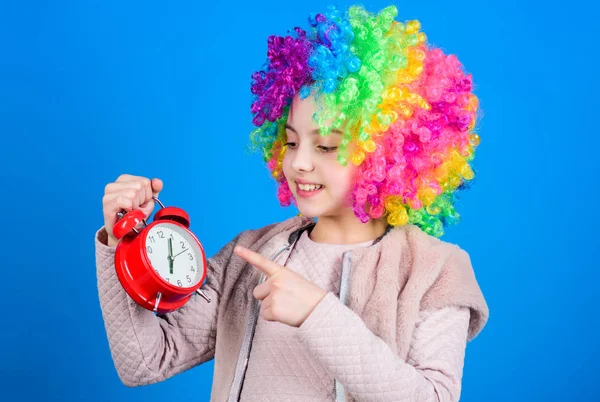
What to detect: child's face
<box><xmin>282</xmin><ymin>94</ymin><xmax>358</xmax><ymax>219</ymax></box>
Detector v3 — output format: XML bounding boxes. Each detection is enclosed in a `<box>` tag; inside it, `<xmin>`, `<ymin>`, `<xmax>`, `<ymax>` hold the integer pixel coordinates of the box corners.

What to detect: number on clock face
<box><xmin>144</xmin><ymin>223</ymin><xmax>202</xmax><ymax>288</ymax></box>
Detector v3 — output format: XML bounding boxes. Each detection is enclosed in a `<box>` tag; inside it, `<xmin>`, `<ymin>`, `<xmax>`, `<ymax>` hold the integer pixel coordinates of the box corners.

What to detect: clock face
<box><xmin>143</xmin><ymin>222</ymin><xmax>204</xmax><ymax>288</ymax></box>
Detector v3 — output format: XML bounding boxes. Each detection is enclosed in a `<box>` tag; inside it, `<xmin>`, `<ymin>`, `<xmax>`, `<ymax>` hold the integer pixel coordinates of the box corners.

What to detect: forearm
<box><xmin>95</xmin><ymin>227</ymin><xmax>219</xmax><ymax>386</ymax></box>
<box><xmin>297</xmin><ymin>292</ymin><xmax>470</xmax><ymax>402</ymax></box>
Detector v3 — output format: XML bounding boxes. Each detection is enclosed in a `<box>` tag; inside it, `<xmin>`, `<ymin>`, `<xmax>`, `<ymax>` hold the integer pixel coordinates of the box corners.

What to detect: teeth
<box><xmin>298</xmin><ymin>183</ymin><xmax>323</xmax><ymax>191</ymax></box>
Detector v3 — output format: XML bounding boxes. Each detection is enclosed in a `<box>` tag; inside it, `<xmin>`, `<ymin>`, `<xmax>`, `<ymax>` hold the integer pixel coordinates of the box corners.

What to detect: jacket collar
<box><xmin>286</xmin><ymin>218</ymin><xmax>393</xmax><ymax>246</ymax></box>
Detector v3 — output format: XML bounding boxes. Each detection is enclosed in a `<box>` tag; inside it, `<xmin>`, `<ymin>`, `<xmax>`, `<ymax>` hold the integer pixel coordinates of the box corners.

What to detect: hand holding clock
<box><xmin>102</xmin><ymin>173</ymin><xmax>212</xmax><ymax>312</ymax></box>
<box><xmin>102</xmin><ymin>174</ymin><xmax>164</xmax><ymax>247</ymax></box>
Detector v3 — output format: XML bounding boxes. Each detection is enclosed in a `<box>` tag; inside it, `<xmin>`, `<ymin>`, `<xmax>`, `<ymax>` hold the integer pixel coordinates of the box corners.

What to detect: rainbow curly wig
<box><xmin>249</xmin><ymin>4</ymin><xmax>481</xmax><ymax>238</ymax></box>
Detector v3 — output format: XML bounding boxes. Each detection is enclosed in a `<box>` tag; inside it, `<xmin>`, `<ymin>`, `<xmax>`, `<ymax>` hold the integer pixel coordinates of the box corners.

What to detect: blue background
<box><xmin>1</xmin><ymin>0</ymin><xmax>598</xmax><ymax>401</ymax></box>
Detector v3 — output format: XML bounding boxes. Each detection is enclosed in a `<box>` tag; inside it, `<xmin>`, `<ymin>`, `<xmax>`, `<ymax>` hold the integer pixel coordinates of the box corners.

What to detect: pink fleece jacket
<box><xmin>95</xmin><ymin>215</ymin><xmax>489</xmax><ymax>402</ymax></box>
<box><xmin>240</xmin><ymin>228</ymin><xmax>471</xmax><ymax>401</ymax></box>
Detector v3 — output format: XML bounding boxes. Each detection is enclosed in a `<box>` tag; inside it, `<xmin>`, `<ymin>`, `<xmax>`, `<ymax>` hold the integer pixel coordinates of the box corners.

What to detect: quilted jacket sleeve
<box><xmin>95</xmin><ymin>226</ymin><xmax>236</xmax><ymax>387</ymax></box>
<box><xmin>297</xmin><ymin>292</ymin><xmax>471</xmax><ymax>402</ymax></box>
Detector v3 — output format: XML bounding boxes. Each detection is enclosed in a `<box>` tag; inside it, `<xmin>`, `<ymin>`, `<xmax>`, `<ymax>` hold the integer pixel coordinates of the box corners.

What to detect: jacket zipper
<box><xmin>227</xmin><ymin>243</ymin><xmax>291</xmax><ymax>402</ymax></box>
<box><xmin>228</xmin><ymin>242</ymin><xmax>355</xmax><ymax>402</ymax></box>
<box><xmin>333</xmin><ymin>250</ymin><xmax>353</xmax><ymax>402</ymax></box>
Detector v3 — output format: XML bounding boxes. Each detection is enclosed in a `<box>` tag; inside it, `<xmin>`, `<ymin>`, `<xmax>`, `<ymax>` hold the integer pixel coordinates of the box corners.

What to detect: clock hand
<box><xmin>172</xmin><ymin>247</ymin><xmax>189</xmax><ymax>259</ymax></box>
<box><xmin>168</xmin><ymin>237</ymin><xmax>174</xmax><ymax>274</ymax></box>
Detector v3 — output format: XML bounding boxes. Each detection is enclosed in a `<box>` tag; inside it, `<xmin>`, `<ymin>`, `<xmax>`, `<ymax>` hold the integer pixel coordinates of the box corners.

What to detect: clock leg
<box><xmin>196</xmin><ymin>288</ymin><xmax>211</xmax><ymax>303</ymax></box>
<box><xmin>153</xmin><ymin>292</ymin><xmax>163</xmax><ymax>313</ymax></box>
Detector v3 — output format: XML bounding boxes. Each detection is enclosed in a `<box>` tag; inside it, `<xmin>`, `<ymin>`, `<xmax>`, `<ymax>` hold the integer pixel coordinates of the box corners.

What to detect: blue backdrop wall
<box><xmin>1</xmin><ymin>0</ymin><xmax>598</xmax><ymax>401</ymax></box>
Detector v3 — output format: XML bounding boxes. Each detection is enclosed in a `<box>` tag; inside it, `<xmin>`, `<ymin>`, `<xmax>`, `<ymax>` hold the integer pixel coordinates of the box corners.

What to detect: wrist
<box><xmin>309</xmin><ymin>288</ymin><xmax>327</xmax><ymax>313</ymax></box>
<box><xmin>299</xmin><ymin>291</ymin><xmax>335</xmax><ymax>330</ymax></box>
<box><xmin>106</xmin><ymin>234</ymin><xmax>118</xmax><ymax>247</ymax></box>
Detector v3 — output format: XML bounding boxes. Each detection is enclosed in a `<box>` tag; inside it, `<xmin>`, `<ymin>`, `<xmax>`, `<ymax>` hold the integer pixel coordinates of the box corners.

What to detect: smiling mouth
<box><xmin>296</xmin><ymin>183</ymin><xmax>324</xmax><ymax>192</ymax></box>
<box><xmin>295</xmin><ymin>182</ymin><xmax>325</xmax><ymax>198</ymax></box>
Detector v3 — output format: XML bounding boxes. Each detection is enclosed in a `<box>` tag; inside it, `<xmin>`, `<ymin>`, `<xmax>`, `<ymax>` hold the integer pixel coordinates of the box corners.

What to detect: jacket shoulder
<box><xmin>400</xmin><ymin>225</ymin><xmax>489</xmax><ymax>341</ymax></box>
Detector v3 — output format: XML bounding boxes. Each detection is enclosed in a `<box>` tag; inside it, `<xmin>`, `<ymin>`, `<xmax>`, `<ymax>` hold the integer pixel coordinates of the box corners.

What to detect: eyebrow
<box><xmin>285</xmin><ymin>123</ymin><xmax>343</xmax><ymax>135</ymax></box>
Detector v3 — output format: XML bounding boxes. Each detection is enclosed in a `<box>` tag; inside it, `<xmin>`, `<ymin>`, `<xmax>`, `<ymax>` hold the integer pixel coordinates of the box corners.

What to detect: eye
<box><xmin>317</xmin><ymin>146</ymin><xmax>338</xmax><ymax>153</ymax></box>
<box><xmin>284</xmin><ymin>142</ymin><xmax>298</xmax><ymax>149</ymax></box>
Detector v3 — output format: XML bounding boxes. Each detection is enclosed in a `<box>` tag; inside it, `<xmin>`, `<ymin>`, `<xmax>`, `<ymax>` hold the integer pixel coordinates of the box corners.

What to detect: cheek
<box><xmin>326</xmin><ymin>165</ymin><xmax>357</xmax><ymax>195</ymax></box>
<box><xmin>282</xmin><ymin>153</ymin><xmax>292</xmax><ymax>177</ymax></box>
<box><xmin>282</xmin><ymin>154</ymin><xmax>298</xmax><ymax>194</ymax></box>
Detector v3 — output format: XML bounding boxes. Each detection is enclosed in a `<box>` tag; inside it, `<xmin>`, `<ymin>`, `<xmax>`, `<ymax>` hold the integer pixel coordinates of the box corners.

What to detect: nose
<box><xmin>290</xmin><ymin>144</ymin><xmax>314</xmax><ymax>173</ymax></box>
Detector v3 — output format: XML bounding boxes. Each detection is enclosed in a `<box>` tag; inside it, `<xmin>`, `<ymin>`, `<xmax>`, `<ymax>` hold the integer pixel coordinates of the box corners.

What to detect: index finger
<box><xmin>234</xmin><ymin>246</ymin><xmax>280</xmax><ymax>277</ymax></box>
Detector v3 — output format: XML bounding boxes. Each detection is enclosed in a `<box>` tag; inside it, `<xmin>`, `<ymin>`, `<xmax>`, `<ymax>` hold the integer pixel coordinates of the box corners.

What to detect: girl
<box><xmin>95</xmin><ymin>4</ymin><xmax>489</xmax><ymax>402</ymax></box>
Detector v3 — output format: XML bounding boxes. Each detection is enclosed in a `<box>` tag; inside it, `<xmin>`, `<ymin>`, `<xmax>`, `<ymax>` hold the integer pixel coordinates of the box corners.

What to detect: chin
<box><xmin>295</xmin><ymin>200</ymin><xmax>341</xmax><ymax>219</ymax></box>
<box><xmin>295</xmin><ymin>204</ymin><xmax>323</xmax><ymax>218</ymax></box>
<box><xmin>291</xmin><ymin>186</ymin><xmax>347</xmax><ymax>218</ymax></box>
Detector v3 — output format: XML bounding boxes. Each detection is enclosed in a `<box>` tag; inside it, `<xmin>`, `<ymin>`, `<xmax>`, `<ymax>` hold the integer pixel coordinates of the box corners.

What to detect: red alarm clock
<box><xmin>113</xmin><ymin>196</ymin><xmax>211</xmax><ymax>315</ymax></box>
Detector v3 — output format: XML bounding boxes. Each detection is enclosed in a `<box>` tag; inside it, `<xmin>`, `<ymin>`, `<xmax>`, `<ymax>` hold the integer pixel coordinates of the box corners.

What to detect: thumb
<box><xmin>151</xmin><ymin>178</ymin><xmax>163</xmax><ymax>196</ymax></box>
<box><xmin>139</xmin><ymin>178</ymin><xmax>163</xmax><ymax>219</ymax></box>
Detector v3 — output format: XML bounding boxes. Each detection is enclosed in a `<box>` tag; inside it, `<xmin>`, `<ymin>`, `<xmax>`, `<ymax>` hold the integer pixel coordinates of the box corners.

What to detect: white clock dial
<box><xmin>144</xmin><ymin>222</ymin><xmax>204</xmax><ymax>288</ymax></box>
